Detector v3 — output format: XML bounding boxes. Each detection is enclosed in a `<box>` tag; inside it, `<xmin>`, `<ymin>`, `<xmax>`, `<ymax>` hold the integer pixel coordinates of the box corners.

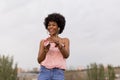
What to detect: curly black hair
<box><xmin>44</xmin><ymin>13</ymin><xmax>66</xmax><ymax>34</ymax></box>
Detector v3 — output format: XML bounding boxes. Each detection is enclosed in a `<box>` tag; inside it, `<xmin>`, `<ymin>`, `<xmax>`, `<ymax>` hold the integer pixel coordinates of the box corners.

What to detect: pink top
<box><xmin>41</xmin><ymin>40</ymin><xmax>66</xmax><ymax>69</ymax></box>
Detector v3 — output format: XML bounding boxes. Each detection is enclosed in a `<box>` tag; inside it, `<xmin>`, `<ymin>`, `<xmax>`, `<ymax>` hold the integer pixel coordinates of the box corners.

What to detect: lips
<box><xmin>49</xmin><ymin>29</ymin><xmax>54</xmax><ymax>32</ymax></box>
<box><xmin>49</xmin><ymin>29</ymin><xmax>55</xmax><ymax>35</ymax></box>
<box><xmin>49</xmin><ymin>29</ymin><xmax>54</xmax><ymax>33</ymax></box>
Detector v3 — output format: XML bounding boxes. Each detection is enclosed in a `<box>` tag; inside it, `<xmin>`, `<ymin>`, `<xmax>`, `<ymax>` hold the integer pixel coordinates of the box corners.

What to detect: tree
<box><xmin>98</xmin><ymin>64</ymin><xmax>104</xmax><ymax>80</ymax></box>
<box><xmin>86</xmin><ymin>63</ymin><xmax>115</xmax><ymax>80</ymax></box>
<box><xmin>107</xmin><ymin>65</ymin><xmax>115</xmax><ymax>80</ymax></box>
<box><xmin>87</xmin><ymin>63</ymin><xmax>98</xmax><ymax>80</ymax></box>
<box><xmin>0</xmin><ymin>55</ymin><xmax>18</xmax><ymax>80</ymax></box>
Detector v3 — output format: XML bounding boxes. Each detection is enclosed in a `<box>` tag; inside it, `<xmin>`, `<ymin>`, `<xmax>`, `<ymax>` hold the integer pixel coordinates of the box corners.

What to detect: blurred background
<box><xmin>0</xmin><ymin>0</ymin><xmax>120</xmax><ymax>79</ymax></box>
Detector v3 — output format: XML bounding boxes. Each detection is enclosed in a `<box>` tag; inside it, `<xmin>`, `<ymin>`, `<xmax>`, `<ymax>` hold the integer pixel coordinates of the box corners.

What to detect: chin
<box><xmin>50</xmin><ymin>33</ymin><xmax>56</xmax><ymax>36</ymax></box>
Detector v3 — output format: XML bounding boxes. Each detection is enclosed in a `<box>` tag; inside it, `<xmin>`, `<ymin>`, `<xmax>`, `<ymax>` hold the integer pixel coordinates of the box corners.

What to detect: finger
<box><xmin>55</xmin><ymin>41</ymin><xmax>59</xmax><ymax>47</ymax></box>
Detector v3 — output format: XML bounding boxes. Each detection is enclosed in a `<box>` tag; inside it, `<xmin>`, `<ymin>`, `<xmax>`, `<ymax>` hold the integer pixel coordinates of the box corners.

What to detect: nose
<box><xmin>48</xmin><ymin>25</ymin><xmax>54</xmax><ymax>29</ymax></box>
<box><xmin>49</xmin><ymin>25</ymin><xmax>53</xmax><ymax>28</ymax></box>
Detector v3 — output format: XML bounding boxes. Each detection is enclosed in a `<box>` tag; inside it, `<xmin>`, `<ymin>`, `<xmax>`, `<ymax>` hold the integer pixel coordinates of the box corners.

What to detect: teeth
<box><xmin>50</xmin><ymin>29</ymin><xmax>53</xmax><ymax>31</ymax></box>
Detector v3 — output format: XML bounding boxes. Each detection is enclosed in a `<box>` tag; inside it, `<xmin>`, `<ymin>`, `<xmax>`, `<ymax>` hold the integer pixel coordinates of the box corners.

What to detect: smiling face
<box><xmin>47</xmin><ymin>21</ymin><xmax>59</xmax><ymax>36</ymax></box>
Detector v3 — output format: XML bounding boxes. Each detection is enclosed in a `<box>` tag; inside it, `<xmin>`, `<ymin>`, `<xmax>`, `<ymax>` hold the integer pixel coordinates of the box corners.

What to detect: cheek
<box><xmin>47</xmin><ymin>26</ymin><xmax>58</xmax><ymax>32</ymax></box>
<box><xmin>52</xmin><ymin>27</ymin><xmax>58</xmax><ymax>31</ymax></box>
<box><xmin>55</xmin><ymin>27</ymin><xmax>58</xmax><ymax>31</ymax></box>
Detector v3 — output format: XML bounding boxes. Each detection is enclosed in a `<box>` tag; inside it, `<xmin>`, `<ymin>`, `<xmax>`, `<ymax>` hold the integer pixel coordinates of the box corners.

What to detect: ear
<box><xmin>58</xmin><ymin>28</ymin><xmax>60</xmax><ymax>31</ymax></box>
<box><xmin>57</xmin><ymin>28</ymin><xmax>60</xmax><ymax>34</ymax></box>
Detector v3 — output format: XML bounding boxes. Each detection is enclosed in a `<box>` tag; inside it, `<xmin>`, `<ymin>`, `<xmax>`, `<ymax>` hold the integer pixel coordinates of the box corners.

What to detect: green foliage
<box><xmin>87</xmin><ymin>63</ymin><xmax>98</xmax><ymax>80</ymax></box>
<box><xmin>87</xmin><ymin>63</ymin><xmax>115</xmax><ymax>80</ymax></box>
<box><xmin>98</xmin><ymin>64</ymin><xmax>104</xmax><ymax>80</ymax></box>
<box><xmin>0</xmin><ymin>55</ymin><xmax>18</xmax><ymax>80</ymax></box>
<box><xmin>107</xmin><ymin>65</ymin><xmax>115</xmax><ymax>80</ymax></box>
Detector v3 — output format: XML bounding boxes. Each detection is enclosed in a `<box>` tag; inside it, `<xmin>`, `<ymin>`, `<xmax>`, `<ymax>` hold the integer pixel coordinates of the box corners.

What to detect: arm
<box><xmin>57</xmin><ymin>38</ymin><xmax>70</xmax><ymax>58</ymax></box>
<box><xmin>37</xmin><ymin>40</ymin><xmax>50</xmax><ymax>64</ymax></box>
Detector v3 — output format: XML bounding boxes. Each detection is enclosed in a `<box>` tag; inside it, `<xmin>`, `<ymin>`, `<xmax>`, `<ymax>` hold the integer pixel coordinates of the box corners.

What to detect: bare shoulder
<box><xmin>39</xmin><ymin>39</ymin><xmax>45</xmax><ymax>45</ymax></box>
<box><xmin>62</xmin><ymin>37</ymin><xmax>69</xmax><ymax>40</ymax></box>
<box><xmin>62</xmin><ymin>37</ymin><xmax>70</xmax><ymax>43</ymax></box>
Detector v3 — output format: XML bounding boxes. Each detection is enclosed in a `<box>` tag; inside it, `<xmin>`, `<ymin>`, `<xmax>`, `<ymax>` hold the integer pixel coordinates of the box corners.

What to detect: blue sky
<box><xmin>0</xmin><ymin>0</ymin><xmax>120</xmax><ymax>70</ymax></box>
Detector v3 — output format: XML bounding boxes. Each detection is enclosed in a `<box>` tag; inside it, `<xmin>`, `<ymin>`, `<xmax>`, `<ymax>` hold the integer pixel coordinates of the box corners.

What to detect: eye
<box><xmin>48</xmin><ymin>24</ymin><xmax>51</xmax><ymax>26</ymax></box>
<box><xmin>53</xmin><ymin>24</ymin><xmax>56</xmax><ymax>26</ymax></box>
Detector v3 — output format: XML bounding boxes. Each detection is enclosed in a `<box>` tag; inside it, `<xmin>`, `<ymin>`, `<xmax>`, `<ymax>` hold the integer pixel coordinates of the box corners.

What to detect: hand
<box><xmin>44</xmin><ymin>43</ymin><xmax>50</xmax><ymax>53</ymax></box>
<box><xmin>51</xmin><ymin>38</ymin><xmax>64</xmax><ymax>48</ymax></box>
<box><xmin>47</xmin><ymin>36</ymin><xmax>64</xmax><ymax>48</ymax></box>
<box><xmin>50</xmin><ymin>37</ymin><xmax>60</xmax><ymax>47</ymax></box>
<box><xmin>55</xmin><ymin>42</ymin><xmax>59</xmax><ymax>47</ymax></box>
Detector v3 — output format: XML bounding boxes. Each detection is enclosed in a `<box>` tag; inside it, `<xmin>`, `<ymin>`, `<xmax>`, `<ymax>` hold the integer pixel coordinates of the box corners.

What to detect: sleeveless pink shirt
<box><xmin>41</xmin><ymin>40</ymin><xmax>66</xmax><ymax>69</ymax></box>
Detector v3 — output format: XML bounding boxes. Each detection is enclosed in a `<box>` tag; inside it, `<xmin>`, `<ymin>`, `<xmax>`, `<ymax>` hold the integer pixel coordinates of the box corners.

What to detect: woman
<box><xmin>37</xmin><ymin>13</ymin><xmax>70</xmax><ymax>80</ymax></box>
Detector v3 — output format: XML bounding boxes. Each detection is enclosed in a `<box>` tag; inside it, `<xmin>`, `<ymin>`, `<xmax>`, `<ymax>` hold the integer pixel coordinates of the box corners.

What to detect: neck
<box><xmin>49</xmin><ymin>34</ymin><xmax>58</xmax><ymax>38</ymax></box>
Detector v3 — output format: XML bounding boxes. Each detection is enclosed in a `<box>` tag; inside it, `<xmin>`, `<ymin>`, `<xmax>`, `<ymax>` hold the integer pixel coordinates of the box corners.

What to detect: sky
<box><xmin>0</xmin><ymin>0</ymin><xmax>120</xmax><ymax>70</ymax></box>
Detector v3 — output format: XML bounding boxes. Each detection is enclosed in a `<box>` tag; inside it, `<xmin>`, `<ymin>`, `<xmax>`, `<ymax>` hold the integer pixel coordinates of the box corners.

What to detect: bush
<box><xmin>0</xmin><ymin>55</ymin><xmax>17</xmax><ymax>80</ymax></box>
